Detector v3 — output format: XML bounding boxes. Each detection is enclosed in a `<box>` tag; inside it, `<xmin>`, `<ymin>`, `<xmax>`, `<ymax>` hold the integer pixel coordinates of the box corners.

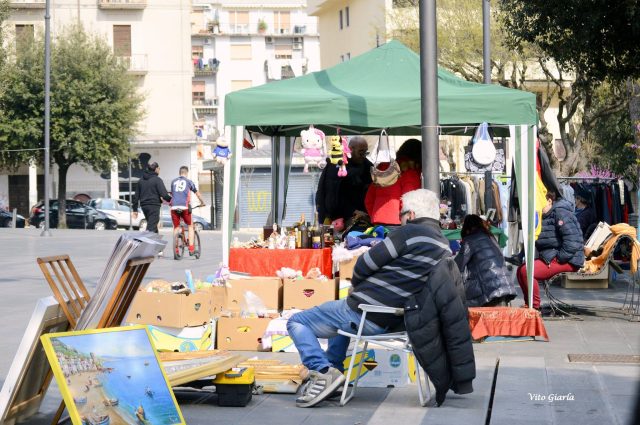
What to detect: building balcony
<box><xmin>116</xmin><ymin>54</ymin><xmax>148</xmax><ymax>75</ymax></box>
<box><xmin>193</xmin><ymin>66</ymin><xmax>218</xmax><ymax>76</ymax></box>
<box><xmin>98</xmin><ymin>0</ymin><xmax>146</xmax><ymax>9</ymax></box>
<box><xmin>192</xmin><ymin>97</ymin><xmax>218</xmax><ymax>114</ymax></box>
<box><xmin>9</xmin><ymin>0</ymin><xmax>45</xmax><ymax>9</ymax></box>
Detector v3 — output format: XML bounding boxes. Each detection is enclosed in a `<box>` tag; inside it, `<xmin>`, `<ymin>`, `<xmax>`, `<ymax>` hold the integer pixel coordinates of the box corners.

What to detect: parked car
<box><xmin>159</xmin><ymin>205</ymin><xmax>212</xmax><ymax>232</ymax></box>
<box><xmin>87</xmin><ymin>198</ymin><xmax>147</xmax><ymax>230</ymax></box>
<box><xmin>0</xmin><ymin>209</ymin><xmax>26</xmax><ymax>228</ymax></box>
<box><xmin>29</xmin><ymin>200</ymin><xmax>118</xmax><ymax>230</ymax></box>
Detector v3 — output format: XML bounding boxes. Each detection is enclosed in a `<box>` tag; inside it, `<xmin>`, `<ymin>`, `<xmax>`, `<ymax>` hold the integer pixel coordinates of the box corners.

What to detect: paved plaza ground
<box><xmin>0</xmin><ymin>228</ymin><xmax>639</xmax><ymax>424</ymax></box>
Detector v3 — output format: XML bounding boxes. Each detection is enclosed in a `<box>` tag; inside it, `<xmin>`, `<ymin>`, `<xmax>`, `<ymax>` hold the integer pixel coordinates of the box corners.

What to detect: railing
<box><xmin>193</xmin><ymin>97</ymin><xmax>218</xmax><ymax>107</ymax></box>
<box><xmin>116</xmin><ymin>54</ymin><xmax>148</xmax><ymax>74</ymax></box>
<box><xmin>9</xmin><ymin>0</ymin><xmax>45</xmax><ymax>8</ymax></box>
<box><xmin>98</xmin><ymin>0</ymin><xmax>147</xmax><ymax>9</ymax></box>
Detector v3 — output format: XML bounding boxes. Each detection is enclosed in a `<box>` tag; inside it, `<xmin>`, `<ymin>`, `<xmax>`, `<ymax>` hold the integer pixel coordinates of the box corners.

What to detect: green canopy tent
<box><xmin>223</xmin><ymin>40</ymin><xmax>539</xmax><ymax>306</ymax></box>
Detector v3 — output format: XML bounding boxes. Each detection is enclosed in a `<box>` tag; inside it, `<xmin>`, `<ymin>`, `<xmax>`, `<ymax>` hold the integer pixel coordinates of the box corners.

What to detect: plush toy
<box><xmin>213</xmin><ymin>136</ymin><xmax>232</xmax><ymax>164</ymax></box>
<box><xmin>299</xmin><ymin>126</ymin><xmax>327</xmax><ymax>173</ymax></box>
<box><xmin>328</xmin><ymin>136</ymin><xmax>350</xmax><ymax>177</ymax></box>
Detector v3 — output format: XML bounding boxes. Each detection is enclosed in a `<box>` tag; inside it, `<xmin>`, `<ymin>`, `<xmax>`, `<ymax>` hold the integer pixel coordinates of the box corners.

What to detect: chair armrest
<box><xmin>358</xmin><ymin>304</ymin><xmax>404</xmax><ymax>316</ymax></box>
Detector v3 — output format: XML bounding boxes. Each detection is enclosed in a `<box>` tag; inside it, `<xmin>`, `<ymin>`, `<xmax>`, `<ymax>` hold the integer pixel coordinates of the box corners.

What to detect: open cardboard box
<box><xmin>225</xmin><ymin>277</ymin><xmax>282</xmax><ymax>312</ymax></box>
<box><xmin>126</xmin><ymin>290</ymin><xmax>211</xmax><ymax>327</ymax></box>
<box><xmin>339</xmin><ymin>255</ymin><xmax>360</xmax><ymax>280</ymax></box>
<box><xmin>216</xmin><ymin>316</ymin><xmax>272</xmax><ymax>351</ymax></box>
<box><xmin>283</xmin><ymin>278</ymin><xmax>337</xmax><ymax>310</ymax></box>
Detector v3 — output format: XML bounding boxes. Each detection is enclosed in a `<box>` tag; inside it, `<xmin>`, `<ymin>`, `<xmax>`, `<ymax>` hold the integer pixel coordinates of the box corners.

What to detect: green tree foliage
<box><xmin>388</xmin><ymin>0</ymin><xmax>629</xmax><ymax>175</ymax></box>
<box><xmin>0</xmin><ymin>25</ymin><xmax>144</xmax><ymax>226</ymax></box>
<box><xmin>498</xmin><ymin>0</ymin><xmax>640</xmax><ymax>84</ymax></box>
<box><xmin>0</xmin><ymin>0</ymin><xmax>9</xmax><ymax>69</ymax></box>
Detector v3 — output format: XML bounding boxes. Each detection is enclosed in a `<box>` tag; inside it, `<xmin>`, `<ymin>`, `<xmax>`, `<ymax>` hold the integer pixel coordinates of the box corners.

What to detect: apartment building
<box><xmin>1</xmin><ymin>0</ymin><xmax>193</xmax><ymax>217</ymax></box>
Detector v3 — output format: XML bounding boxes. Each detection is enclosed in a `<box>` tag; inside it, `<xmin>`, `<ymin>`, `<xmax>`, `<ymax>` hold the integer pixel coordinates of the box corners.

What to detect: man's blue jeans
<box><xmin>286</xmin><ymin>299</ymin><xmax>386</xmax><ymax>373</ymax></box>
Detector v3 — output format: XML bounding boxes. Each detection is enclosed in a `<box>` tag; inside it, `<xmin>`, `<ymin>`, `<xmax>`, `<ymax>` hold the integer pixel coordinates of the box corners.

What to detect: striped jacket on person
<box><xmin>347</xmin><ymin>217</ymin><xmax>451</xmax><ymax>328</ymax></box>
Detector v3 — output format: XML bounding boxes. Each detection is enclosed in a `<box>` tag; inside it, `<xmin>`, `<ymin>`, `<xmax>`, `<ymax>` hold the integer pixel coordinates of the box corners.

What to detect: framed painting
<box><xmin>40</xmin><ymin>326</ymin><xmax>185</xmax><ymax>425</ymax></box>
<box><xmin>0</xmin><ymin>296</ymin><xmax>70</xmax><ymax>425</ymax></box>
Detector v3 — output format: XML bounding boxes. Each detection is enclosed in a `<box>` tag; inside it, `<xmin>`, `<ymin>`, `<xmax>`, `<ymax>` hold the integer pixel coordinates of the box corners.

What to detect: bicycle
<box><xmin>173</xmin><ymin>204</ymin><xmax>204</xmax><ymax>260</ymax></box>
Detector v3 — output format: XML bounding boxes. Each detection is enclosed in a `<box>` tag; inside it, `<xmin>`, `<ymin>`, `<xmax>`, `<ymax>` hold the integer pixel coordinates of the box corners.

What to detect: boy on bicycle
<box><xmin>170</xmin><ymin>166</ymin><xmax>205</xmax><ymax>255</ymax></box>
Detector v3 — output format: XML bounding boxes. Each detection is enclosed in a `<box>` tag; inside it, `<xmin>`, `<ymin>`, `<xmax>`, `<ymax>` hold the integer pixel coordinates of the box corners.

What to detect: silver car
<box><xmin>87</xmin><ymin>198</ymin><xmax>147</xmax><ymax>230</ymax></box>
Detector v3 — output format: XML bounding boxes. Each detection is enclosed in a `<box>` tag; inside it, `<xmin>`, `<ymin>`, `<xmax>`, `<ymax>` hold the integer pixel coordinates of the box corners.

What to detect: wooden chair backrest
<box><xmin>37</xmin><ymin>255</ymin><xmax>90</xmax><ymax>328</ymax></box>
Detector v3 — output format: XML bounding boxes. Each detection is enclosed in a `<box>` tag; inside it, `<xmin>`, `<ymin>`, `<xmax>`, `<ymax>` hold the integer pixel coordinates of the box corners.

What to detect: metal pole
<box><xmin>128</xmin><ymin>157</ymin><xmax>133</xmax><ymax>230</ymax></box>
<box><xmin>419</xmin><ymin>0</ymin><xmax>439</xmax><ymax>193</ymax></box>
<box><xmin>41</xmin><ymin>0</ymin><xmax>51</xmax><ymax>236</ymax></box>
<box><xmin>210</xmin><ymin>170</ymin><xmax>216</xmax><ymax>230</ymax></box>
<box><xmin>482</xmin><ymin>0</ymin><xmax>491</xmax><ymax>84</ymax></box>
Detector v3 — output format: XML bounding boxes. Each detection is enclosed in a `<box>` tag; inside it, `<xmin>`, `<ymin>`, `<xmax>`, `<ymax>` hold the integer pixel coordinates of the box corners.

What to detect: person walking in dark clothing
<box><xmin>132</xmin><ymin>162</ymin><xmax>171</xmax><ymax>233</ymax></box>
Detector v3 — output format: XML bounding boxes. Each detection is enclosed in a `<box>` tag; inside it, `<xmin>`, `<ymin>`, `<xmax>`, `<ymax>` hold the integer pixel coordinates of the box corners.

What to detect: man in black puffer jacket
<box><xmin>517</xmin><ymin>191</ymin><xmax>584</xmax><ymax>309</ymax></box>
<box><xmin>287</xmin><ymin>189</ymin><xmax>475</xmax><ymax>408</ymax></box>
<box><xmin>132</xmin><ymin>162</ymin><xmax>171</xmax><ymax>233</ymax></box>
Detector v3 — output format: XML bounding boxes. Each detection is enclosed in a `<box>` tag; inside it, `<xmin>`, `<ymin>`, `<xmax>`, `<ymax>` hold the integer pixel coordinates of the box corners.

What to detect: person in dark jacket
<box><xmin>574</xmin><ymin>189</ymin><xmax>597</xmax><ymax>241</ymax></box>
<box><xmin>315</xmin><ymin>136</ymin><xmax>372</xmax><ymax>225</ymax></box>
<box><xmin>287</xmin><ymin>189</ymin><xmax>474</xmax><ymax>408</ymax></box>
<box><xmin>517</xmin><ymin>191</ymin><xmax>585</xmax><ymax>310</ymax></box>
<box><xmin>132</xmin><ymin>162</ymin><xmax>171</xmax><ymax>233</ymax></box>
<box><xmin>454</xmin><ymin>214</ymin><xmax>516</xmax><ymax>307</ymax></box>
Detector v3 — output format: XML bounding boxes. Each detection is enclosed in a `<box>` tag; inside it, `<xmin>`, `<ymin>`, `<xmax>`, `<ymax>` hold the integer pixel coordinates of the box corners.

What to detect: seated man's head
<box><xmin>399</xmin><ymin>189</ymin><xmax>439</xmax><ymax>225</ymax></box>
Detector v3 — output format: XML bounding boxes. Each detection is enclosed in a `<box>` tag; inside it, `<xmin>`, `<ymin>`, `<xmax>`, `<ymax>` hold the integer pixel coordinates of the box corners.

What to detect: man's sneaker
<box><xmin>295</xmin><ymin>367</ymin><xmax>345</xmax><ymax>408</ymax></box>
<box><xmin>326</xmin><ymin>385</ymin><xmax>345</xmax><ymax>400</ymax></box>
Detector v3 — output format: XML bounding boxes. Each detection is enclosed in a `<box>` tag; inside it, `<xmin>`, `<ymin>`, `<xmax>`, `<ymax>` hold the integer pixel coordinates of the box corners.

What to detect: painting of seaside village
<box><xmin>41</xmin><ymin>326</ymin><xmax>185</xmax><ymax>425</ymax></box>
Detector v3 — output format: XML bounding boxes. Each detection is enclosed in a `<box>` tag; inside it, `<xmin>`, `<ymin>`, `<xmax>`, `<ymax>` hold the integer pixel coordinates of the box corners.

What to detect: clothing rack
<box><xmin>440</xmin><ymin>171</ymin><xmax>508</xmax><ymax>177</ymax></box>
<box><xmin>558</xmin><ymin>176</ymin><xmax>617</xmax><ymax>182</ymax></box>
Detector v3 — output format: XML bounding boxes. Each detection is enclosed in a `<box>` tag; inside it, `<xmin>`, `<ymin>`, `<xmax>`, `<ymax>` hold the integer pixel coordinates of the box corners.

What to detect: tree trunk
<box><xmin>57</xmin><ymin>162</ymin><xmax>69</xmax><ymax>229</ymax></box>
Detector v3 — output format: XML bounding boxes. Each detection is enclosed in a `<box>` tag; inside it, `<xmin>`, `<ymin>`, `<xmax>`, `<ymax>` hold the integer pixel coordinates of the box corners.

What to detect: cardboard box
<box><xmin>338</xmin><ymin>279</ymin><xmax>352</xmax><ymax>300</ymax></box>
<box><xmin>561</xmin><ymin>265</ymin><xmax>610</xmax><ymax>289</ymax></box>
<box><xmin>216</xmin><ymin>317</ymin><xmax>272</xmax><ymax>351</ymax></box>
<box><xmin>339</xmin><ymin>255</ymin><xmax>360</xmax><ymax>280</ymax></box>
<box><xmin>209</xmin><ymin>286</ymin><xmax>227</xmax><ymax>318</ymax></box>
<box><xmin>225</xmin><ymin>277</ymin><xmax>283</xmax><ymax>312</ymax></box>
<box><xmin>282</xmin><ymin>278</ymin><xmax>337</xmax><ymax>310</ymax></box>
<box><xmin>147</xmin><ymin>322</ymin><xmax>214</xmax><ymax>352</ymax></box>
<box><xmin>343</xmin><ymin>348</ymin><xmax>413</xmax><ymax>388</ymax></box>
<box><xmin>126</xmin><ymin>290</ymin><xmax>211</xmax><ymax>327</ymax></box>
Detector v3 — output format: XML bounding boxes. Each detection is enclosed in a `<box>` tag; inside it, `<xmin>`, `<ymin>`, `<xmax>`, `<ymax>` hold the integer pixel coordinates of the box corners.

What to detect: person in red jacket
<box><xmin>365</xmin><ymin>138</ymin><xmax>422</xmax><ymax>226</ymax></box>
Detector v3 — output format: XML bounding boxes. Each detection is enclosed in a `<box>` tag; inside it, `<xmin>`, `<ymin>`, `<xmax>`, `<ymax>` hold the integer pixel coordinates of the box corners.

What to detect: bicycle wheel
<box><xmin>193</xmin><ymin>231</ymin><xmax>201</xmax><ymax>259</ymax></box>
<box><xmin>174</xmin><ymin>232</ymin><xmax>185</xmax><ymax>260</ymax></box>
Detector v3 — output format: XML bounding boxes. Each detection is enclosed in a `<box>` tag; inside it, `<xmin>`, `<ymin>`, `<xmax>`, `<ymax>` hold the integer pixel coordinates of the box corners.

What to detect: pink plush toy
<box><xmin>338</xmin><ymin>137</ymin><xmax>352</xmax><ymax>177</ymax></box>
<box><xmin>299</xmin><ymin>126</ymin><xmax>327</xmax><ymax>173</ymax></box>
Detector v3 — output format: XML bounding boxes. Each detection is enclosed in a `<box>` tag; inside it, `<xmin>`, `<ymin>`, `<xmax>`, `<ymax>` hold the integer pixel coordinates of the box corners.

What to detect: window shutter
<box><xmin>113</xmin><ymin>25</ymin><xmax>131</xmax><ymax>56</ymax></box>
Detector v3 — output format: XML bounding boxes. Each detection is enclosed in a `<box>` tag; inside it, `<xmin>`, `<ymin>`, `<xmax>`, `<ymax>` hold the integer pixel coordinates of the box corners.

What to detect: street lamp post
<box><xmin>419</xmin><ymin>0</ymin><xmax>439</xmax><ymax>193</ymax></box>
<box><xmin>482</xmin><ymin>0</ymin><xmax>493</xmax><ymax>212</ymax></box>
<box><xmin>41</xmin><ymin>0</ymin><xmax>51</xmax><ymax>236</ymax></box>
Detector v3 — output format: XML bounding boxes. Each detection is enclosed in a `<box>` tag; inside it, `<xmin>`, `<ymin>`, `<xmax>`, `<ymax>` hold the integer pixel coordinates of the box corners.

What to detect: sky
<box><xmin>53</xmin><ymin>327</ymin><xmax>154</xmax><ymax>358</ymax></box>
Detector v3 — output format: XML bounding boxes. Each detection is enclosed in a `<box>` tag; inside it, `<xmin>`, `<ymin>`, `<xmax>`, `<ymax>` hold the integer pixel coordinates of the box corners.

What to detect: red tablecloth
<box><xmin>468</xmin><ymin>307</ymin><xmax>549</xmax><ymax>341</ymax></box>
<box><xmin>229</xmin><ymin>248</ymin><xmax>333</xmax><ymax>277</ymax></box>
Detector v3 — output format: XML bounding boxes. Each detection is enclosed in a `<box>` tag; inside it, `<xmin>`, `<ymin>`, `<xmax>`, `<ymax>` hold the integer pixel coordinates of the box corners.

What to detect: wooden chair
<box><xmin>37</xmin><ymin>255</ymin><xmax>90</xmax><ymax>328</ymax></box>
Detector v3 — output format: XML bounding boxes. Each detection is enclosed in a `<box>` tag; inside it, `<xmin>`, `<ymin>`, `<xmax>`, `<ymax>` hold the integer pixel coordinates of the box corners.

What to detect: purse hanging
<box><xmin>370</xmin><ymin>129</ymin><xmax>401</xmax><ymax>187</ymax></box>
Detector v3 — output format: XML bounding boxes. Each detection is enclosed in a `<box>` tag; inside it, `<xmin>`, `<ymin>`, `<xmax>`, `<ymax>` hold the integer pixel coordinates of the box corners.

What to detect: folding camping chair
<box><xmin>337</xmin><ymin>304</ymin><xmax>431</xmax><ymax>406</ymax></box>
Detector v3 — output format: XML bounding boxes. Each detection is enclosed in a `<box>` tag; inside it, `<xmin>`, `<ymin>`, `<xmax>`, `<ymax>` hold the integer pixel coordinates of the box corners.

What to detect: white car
<box><xmin>87</xmin><ymin>198</ymin><xmax>147</xmax><ymax>230</ymax></box>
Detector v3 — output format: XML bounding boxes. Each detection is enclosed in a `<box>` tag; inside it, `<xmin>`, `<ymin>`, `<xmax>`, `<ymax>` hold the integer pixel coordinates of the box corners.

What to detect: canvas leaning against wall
<box><xmin>40</xmin><ymin>326</ymin><xmax>185</xmax><ymax>425</ymax></box>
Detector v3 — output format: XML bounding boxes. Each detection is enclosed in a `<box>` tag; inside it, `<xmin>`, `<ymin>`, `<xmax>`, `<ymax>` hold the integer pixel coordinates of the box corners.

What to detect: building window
<box><xmin>113</xmin><ymin>25</ymin><xmax>131</xmax><ymax>57</ymax></box>
<box><xmin>340</xmin><ymin>54</ymin><xmax>345</xmax><ymax>62</ymax></box>
<box><xmin>274</xmin><ymin>11</ymin><xmax>290</xmax><ymax>34</ymax></box>
<box><xmin>229</xmin><ymin>10</ymin><xmax>249</xmax><ymax>33</ymax></box>
<box><xmin>192</xmin><ymin>45</ymin><xmax>204</xmax><ymax>59</ymax></box>
<box><xmin>15</xmin><ymin>24</ymin><xmax>34</xmax><ymax>49</ymax></box>
<box><xmin>231</xmin><ymin>80</ymin><xmax>252</xmax><ymax>91</ymax></box>
<box><xmin>230</xmin><ymin>44</ymin><xmax>252</xmax><ymax>60</ymax></box>
<box><xmin>275</xmin><ymin>44</ymin><xmax>292</xmax><ymax>59</ymax></box>
<box><xmin>192</xmin><ymin>81</ymin><xmax>205</xmax><ymax>104</ymax></box>
<box><xmin>345</xmin><ymin>6</ymin><xmax>350</xmax><ymax>27</ymax></box>
<box><xmin>346</xmin><ymin>52</ymin><xmax>351</xmax><ymax>60</ymax></box>
<box><xmin>339</xmin><ymin>9</ymin><xmax>343</xmax><ymax>30</ymax></box>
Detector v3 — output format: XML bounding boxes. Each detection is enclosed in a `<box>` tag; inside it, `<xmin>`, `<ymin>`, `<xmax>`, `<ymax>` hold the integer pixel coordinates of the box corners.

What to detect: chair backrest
<box><xmin>37</xmin><ymin>255</ymin><xmax>90</xmax><ymax>328</ymax></box>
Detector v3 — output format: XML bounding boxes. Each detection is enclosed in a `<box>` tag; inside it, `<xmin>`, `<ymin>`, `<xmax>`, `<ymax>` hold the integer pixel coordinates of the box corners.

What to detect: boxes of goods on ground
<box><xmin>147</xmin><ymin>322</ymin><xmax>215</xmax><ymax>352</ymax></box>
<box><xmin>343</xmin><ymin>348</ymin><xmax>415</xmax><ymax>388</ymax></box>
<box><xmin>282</xmin><ymin>278</ymin><xmax>337</xmax><ymax>310</ymax></box>
<box><xmin>339</xmin><ymin>255</ymin><xmax>360</xmax><ymax>280</ymax></box>
<box><xmin>225</xmin><ymin>277</ymin><xmax>282</xmax><ymax>312</ymax></box>
<box><xmin>216</xmin><ymin>316</ymin><xmax>272</xmax><ymax>351</ymax></box>
<box><xmin>126</xmin><ymin>288</ymin><xmax>212</xmax><ymax>328</ymax></box>
<box><xmin>209</xmin><ymin>285</ymin><xmax>227</xmax><ymax>317</ymax></box>
<box><xmin>561</xmin><ymin>265</ymin><xmax>610</xmax><ymax>289</ymax></box>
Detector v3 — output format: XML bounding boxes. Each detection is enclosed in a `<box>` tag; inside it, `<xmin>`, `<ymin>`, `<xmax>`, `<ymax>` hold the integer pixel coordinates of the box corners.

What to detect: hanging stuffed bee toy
<box><xmin>327</xmin><ymin>136</ymin><xmax>350</xmax><ymax>177</ymax></box>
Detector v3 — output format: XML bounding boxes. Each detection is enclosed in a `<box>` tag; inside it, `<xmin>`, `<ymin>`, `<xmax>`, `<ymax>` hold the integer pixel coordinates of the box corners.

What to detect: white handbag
<box><xmin>471</xmin><ymin>122</ymin><xmax>497</xmax><ymax>166</ymax></box>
